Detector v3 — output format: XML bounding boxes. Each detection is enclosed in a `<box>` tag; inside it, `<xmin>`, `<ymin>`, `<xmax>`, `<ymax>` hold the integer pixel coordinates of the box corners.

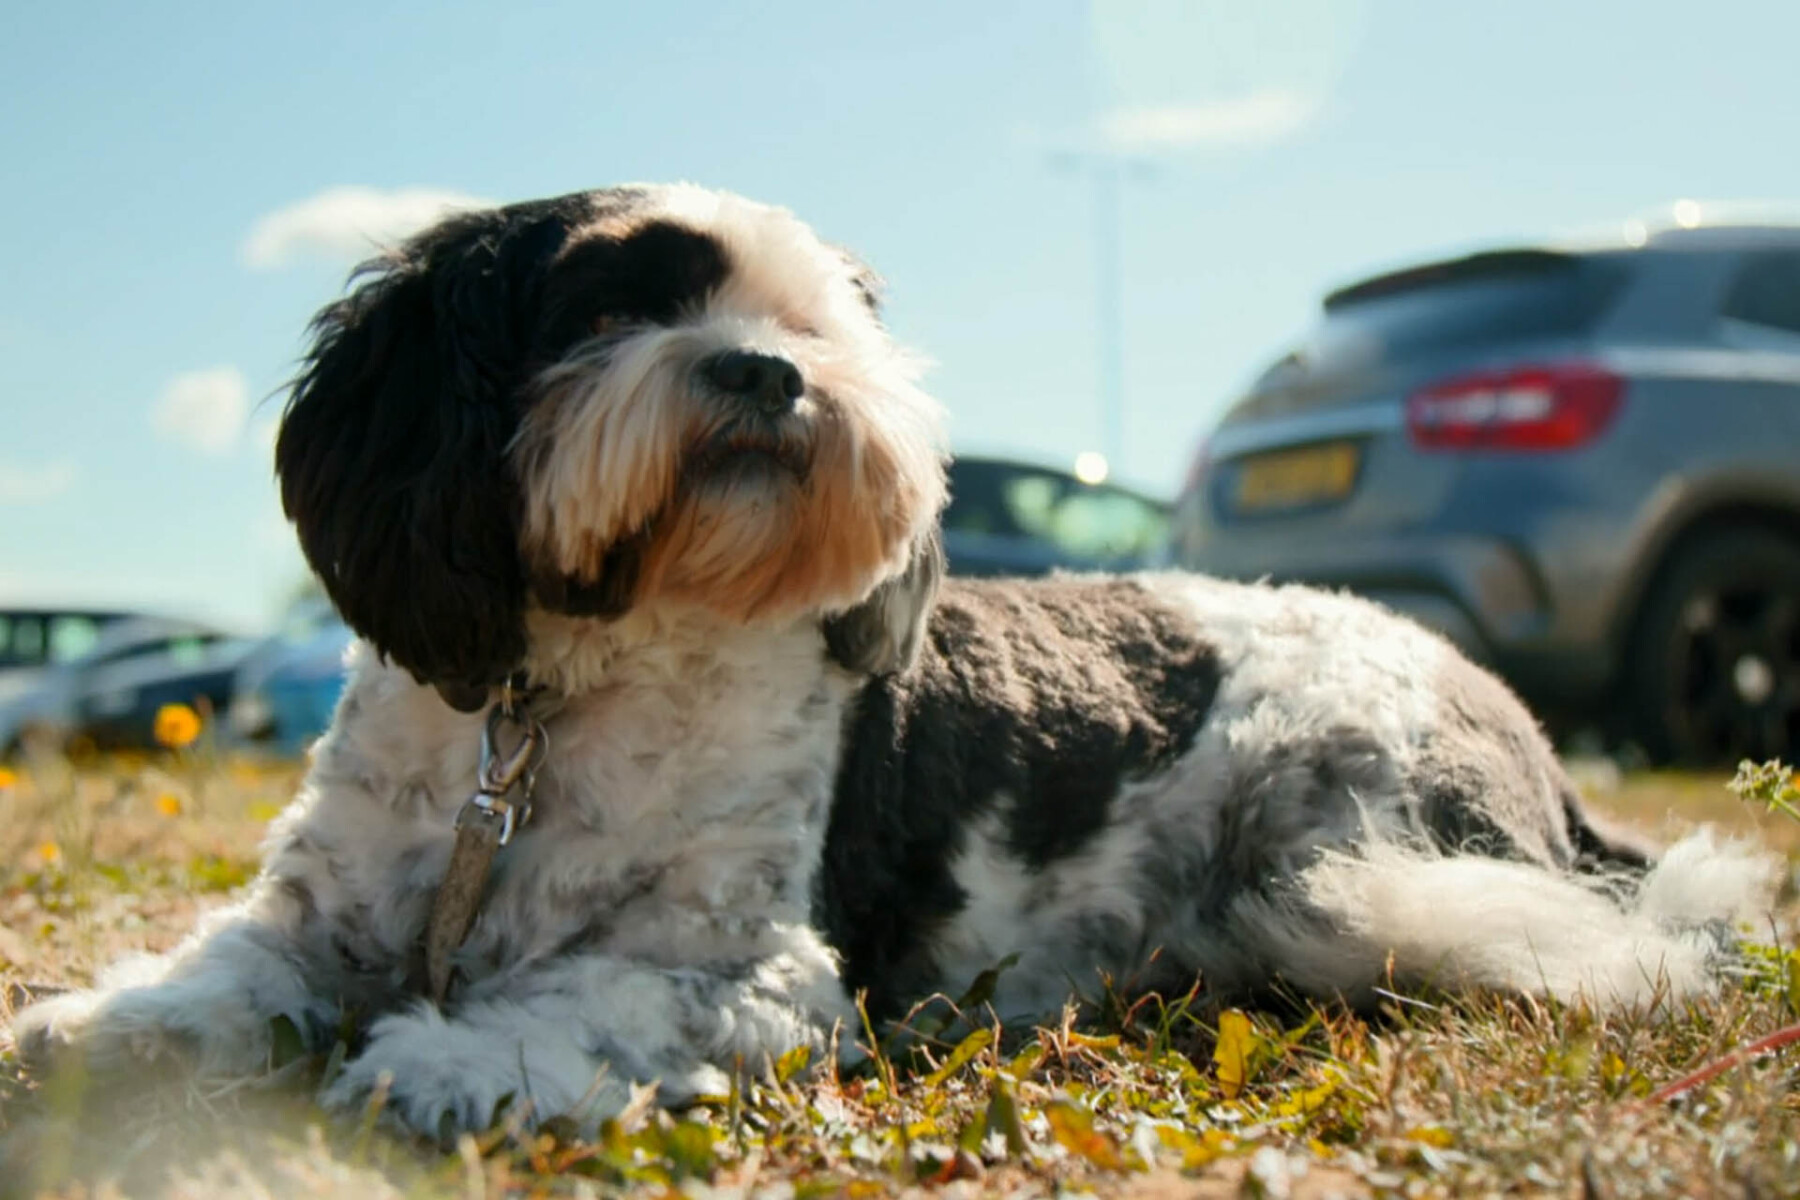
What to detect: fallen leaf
<box><xmin>1214</xmin><ymin>1009</ymin><xmax>1257</xmax><ymax>1099</ymax></box>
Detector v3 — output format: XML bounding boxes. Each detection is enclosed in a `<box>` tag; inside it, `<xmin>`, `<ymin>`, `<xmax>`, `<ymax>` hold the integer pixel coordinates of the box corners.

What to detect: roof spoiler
<box><xmin>1323</xmin><ymin>249</ymin><xmax>1578</xmax><ymax>311</ymax></box>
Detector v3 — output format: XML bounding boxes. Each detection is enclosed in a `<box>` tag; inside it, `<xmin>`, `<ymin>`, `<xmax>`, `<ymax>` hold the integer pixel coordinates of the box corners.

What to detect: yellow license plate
<box><xmin>1234</xmin><ymin>442</ymin><xmax>1361</xmax><ymax>512</ymax></box>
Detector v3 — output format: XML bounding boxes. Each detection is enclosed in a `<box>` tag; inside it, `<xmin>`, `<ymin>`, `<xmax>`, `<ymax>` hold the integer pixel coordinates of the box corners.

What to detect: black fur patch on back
<box><xmin>817</xmin><ymin>576</ymin><xmax>1221</xmax><ymax>1018</ymax></box>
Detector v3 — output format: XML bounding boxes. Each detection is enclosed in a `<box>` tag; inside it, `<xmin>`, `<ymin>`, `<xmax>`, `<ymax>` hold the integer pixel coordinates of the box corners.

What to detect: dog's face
<box><xmin>276</xmin><ymin>185</ymin><xmax>947</xmax><ymax>698</ymax></box>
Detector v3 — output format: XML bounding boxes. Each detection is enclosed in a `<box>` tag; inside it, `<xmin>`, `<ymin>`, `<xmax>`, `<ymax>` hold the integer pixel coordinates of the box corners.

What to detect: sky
<box><xmin>6</xmin><ymin>0</ymin><xmax>1800</xmax><ymax>629</ymax></box>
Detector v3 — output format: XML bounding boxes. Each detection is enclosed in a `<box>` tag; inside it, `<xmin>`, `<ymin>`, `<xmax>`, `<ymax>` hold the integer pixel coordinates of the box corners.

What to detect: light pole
<box><xmin>1051</xmin><ymin>150</ymin><xmax>1153</xmax><ymax>483</ymax></box>
<box><xmin>1093</xmin><ymin>157</ymin><xmax>1126</xmax><ymax>480</ymax></box>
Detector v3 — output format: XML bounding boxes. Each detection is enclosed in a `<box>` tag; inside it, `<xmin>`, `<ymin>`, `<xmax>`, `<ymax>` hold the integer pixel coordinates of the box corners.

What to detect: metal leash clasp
<box><xmin>423</xmin><ymin>687</ymin><xmax>552</xmax><ymax>1003</ymax></box>
<box><xmin>458</xmin><ymin>700</ymin><xmax>549</xmax><ymax>846</ymax></box>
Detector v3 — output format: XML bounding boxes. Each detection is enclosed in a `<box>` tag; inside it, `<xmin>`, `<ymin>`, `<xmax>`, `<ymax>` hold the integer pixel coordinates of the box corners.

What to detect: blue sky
<box><xmin>6</xmin><ymin>0</ymin><xmax>1800</xmax><ymax>628</ymax></box>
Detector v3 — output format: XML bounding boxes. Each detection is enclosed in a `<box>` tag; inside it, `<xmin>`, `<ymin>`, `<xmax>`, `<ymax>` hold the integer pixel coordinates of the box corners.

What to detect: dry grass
<box><xmin>0</xmin><ymin>752</ymin><xmax>1797</xmax><ymax>1198</ymax></box>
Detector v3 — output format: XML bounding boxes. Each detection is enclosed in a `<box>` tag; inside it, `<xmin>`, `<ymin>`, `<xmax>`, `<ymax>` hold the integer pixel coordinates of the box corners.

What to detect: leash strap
<box><xmin>423</xmin><ymin>695</ymin><xmax>549</xmax><ymax>1004</ymax></box>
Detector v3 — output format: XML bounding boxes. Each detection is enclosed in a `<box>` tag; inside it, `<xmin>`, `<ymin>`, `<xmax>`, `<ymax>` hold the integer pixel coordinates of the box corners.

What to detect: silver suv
<box><xmin>1170</xmin><ymin>218</ymin><xmax>1800</xmax><ymax>765</ymax></box>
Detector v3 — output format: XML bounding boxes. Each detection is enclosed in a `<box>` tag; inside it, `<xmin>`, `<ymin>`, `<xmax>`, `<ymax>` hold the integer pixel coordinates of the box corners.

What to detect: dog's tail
<box><xmin>1244</xmin><ymin>824</ymin><xmax>1779</xmax><ymax>1011</ymax></box>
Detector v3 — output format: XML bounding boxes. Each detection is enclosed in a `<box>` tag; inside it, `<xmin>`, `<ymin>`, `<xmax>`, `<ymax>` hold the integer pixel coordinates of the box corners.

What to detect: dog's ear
<box><xmin>276</xmin><ymin>208</ymin><xmax>570</xmax><ymax>695</ymax></box>
<box><xmin>823</xmin><ymin>530</ymin><xmax>942</xmax><ymax>676</ymax></box>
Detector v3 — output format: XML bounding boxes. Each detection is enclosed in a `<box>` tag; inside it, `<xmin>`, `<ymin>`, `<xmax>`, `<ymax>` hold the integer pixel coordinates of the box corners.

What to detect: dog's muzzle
<box><xmin>687</xmin><ymin>351</ymin><xmax>814</xmax><ymax>479</ymax></box>
<box><xmin>699</xmin><ymin>350</ymin><xmax>804</xmax><ymax>417</ymax></box>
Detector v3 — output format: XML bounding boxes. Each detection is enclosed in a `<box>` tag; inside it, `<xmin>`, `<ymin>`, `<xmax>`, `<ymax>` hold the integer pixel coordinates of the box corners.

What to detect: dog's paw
<box><xmin>14</xmin><ymin>987</ymin><xmax>203</xmax><ymax>1074</ymax></box>
<box><xmin>321</xmin><ymin>1022</ymin><xmax>533</xmax><ymax>1139</ymax></box>
<box><xmin>324</xmin><ymin>1056</ymin><xmax>501</xmax><ymax>1142</ymax></box>
<box><xmin>12</xmin><ymin>989</ymin><xmax>109</xmax><ymax>1072</ymax></box>
<box><xmin>320</xmin><ymin>1008</ymin><xmax>632</xmax><ymax>1140</ymax></box>
<box><xmin>12</xmin><ymin>982</ymin><xmax>273</xmax><ymax>1078</ymax></box>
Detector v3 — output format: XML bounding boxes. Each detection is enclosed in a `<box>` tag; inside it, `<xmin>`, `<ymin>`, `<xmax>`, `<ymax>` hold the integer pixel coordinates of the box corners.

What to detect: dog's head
<box><xmin>276</xmin><ymin>185</ymin><xmax>946</xmax><ymax>703</ymax></box>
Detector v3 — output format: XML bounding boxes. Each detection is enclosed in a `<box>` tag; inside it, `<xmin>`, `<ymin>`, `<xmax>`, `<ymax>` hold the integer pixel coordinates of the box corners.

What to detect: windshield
<box><xmin>944</xmin><ymin>461</ymin><xmax>1169</xmax><ymax>562</ymax></box>
<box><xmin>0</xmin><ymin>612</ymin><xmax>112</xmax><ymax>670</ymax></box>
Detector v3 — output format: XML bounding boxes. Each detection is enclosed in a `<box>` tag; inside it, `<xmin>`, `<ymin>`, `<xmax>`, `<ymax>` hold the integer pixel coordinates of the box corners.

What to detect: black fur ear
<box><xmin>823</xmin><ymin>531</ymin><xmax>943</xmax><ymax>676</ymax></box>
<box><xmin>276</xmin><ymin>204</ymin><xmax>578</xmax><ymax>693</ymax></box>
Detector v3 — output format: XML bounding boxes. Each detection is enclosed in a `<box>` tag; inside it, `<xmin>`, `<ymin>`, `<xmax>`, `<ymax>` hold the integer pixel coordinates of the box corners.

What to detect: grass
<box><xmin>0</xmin><ymin>751</ymin><xmax>1797</xmax><ymax>1198</ymax></box>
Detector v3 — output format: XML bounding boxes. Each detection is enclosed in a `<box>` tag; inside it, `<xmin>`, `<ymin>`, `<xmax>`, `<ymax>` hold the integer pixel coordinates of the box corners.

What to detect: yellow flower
<box><xmin>0</xmin><ymin>766</ymin><xmax>16</xmax><ymax>791</ymax></box>
<box><xmin>154</xmin><ymin>703</ymin><xmax>203</xmax><ymax>750</ymax></box>
<box><xmin>155</xmin><ymin>792</ymin><xmax>183</xmax><ymax>818</ymax></box>
<box><xmin>37</xmin><ymin>841</ymin><xmax>62</xmax><ymax>866</ymax></box>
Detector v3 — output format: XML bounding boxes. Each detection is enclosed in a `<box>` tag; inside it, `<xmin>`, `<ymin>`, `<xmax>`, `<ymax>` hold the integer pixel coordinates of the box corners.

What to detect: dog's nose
<box><xmin>701</xmin><ymin>351</ymin><xmax>804</xmax><ymax>414</ymax></box>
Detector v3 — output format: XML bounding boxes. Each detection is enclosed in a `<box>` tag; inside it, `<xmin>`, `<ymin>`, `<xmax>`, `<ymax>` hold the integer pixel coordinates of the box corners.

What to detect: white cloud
<box><xmin>1080</xmin><ymin>0</ymin><xmax>1365</xmax><ymax>156</ymax></box>
<box><xmin>242</xmin><ymin>186</ymin><xmax>492</xmax><ymax>270</ymax></box>
<box><xmin>152</xmin><ymin>366</ymin><xmax>249</xmax><ymax>455</ymax></box>
<box><xmin>1098</xmin><ymin>88</ymin><xmax>1317</xmax><ymax>152</ymax></box>
<box><xmin>0</xmin><ymin>459</ymin><xmax>77</xmax><ymax>504</ymax></box>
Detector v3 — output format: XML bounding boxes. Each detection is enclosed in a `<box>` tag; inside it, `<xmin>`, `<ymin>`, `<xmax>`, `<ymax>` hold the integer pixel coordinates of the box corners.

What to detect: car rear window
<box><xmin>0</xmin><ymin>613</ymin><xmax>105</xmax><ymax>668</ymax></box>
<box><xmin>1721</xmin><ymin>250</ymin><xmax>1800</xmax><ymax>336</ymax></box>
<box><xmin>1302</xmin><ymin>251</ymin><xmax>1625</xmax><ymax>367</ymax></box>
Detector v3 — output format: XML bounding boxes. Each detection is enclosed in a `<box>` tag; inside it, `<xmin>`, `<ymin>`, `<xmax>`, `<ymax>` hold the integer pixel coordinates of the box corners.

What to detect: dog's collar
<box><xmin>419</xmin><ymin>681</ymin><xmax>555</xmax><ymax>1004</ymax></box>
<box><xmin>433</xmin><ymin>668</ymin><xmax>549</xmax><ymax>715</ymax></box>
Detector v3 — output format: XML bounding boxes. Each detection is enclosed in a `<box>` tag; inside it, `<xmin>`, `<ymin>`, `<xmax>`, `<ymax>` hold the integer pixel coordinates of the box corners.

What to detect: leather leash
<box><xmin>421</xmin><ymin>689</ymin><xmax>550</xmax><ymax>1004</ymax></box>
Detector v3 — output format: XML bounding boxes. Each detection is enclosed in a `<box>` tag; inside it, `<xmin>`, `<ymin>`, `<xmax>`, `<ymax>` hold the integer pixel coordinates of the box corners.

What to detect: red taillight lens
<box><xmin>1405</xmin><ymin>363</ymin><xmax>1624</xmax><ymax>451</ymax></box>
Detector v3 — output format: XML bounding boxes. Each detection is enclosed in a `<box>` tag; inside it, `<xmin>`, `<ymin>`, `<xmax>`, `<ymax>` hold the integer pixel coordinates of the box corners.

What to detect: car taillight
<box><xmin>1405</xmin><ymin>363</ymin><xmax>1624</xmax><ymax>451</ymax></box>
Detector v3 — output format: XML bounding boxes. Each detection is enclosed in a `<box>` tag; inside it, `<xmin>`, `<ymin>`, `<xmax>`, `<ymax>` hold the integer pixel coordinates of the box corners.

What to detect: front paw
<box><xmin>13</xmin><ymin>983</ymin><xmax>272</xmax><ymax>1078</ymax></box>
<box><xmin>321</xmin><ymin>1008</ymin><xmax>625</xmax><ymax>1140</ymax></box>
<box><xmin>321</xmin><ymin>1011</ymin><xmax>524</xmax><ymax>1140</ymax></box>
<box><xmin>13</xmin><ymin>990</ymin><xmax>110</xmax><ymax>1072</ymax></box>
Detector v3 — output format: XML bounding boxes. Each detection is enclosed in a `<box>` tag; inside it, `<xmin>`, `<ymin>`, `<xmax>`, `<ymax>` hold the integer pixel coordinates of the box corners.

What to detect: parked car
<box><xmin>0</xmin><ymin>607</ymin><xmax>130</xmax><ymax>711</ymax></box>
<box><xmin>229</xmin><ymin>598</ymin><xmax>355</xmax><ymax>755</ymax></box>
<box><xmin>72</xmin><ymin>633</ymin><xmax>261</xmax><ymax>751</ymax></box>
<box><xmin>942</xmin><ymin>455</ymin><xmax>1170</xmax><ymax>576</ymax></box>
<box><xmin>1</xmin><ymin>615</ymin><xmax>247</xmax><ymax>754</ymax></box>
<box><xmin>1170</xmin><ymin>217</ymin><xmax>1800</xmax><ymax>765</ymax></box>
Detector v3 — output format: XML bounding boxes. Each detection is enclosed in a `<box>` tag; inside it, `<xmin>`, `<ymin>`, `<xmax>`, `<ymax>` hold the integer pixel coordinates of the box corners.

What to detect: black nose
<box><xmin>701</xmin><ymin>350</ymin><xmax>804</xmax><ymax>413</ymax></box>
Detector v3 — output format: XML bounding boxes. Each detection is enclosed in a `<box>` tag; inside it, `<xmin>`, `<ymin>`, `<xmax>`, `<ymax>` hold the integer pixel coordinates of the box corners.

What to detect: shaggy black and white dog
<box><xmin>14</xmin><ymin>185</ymin><xmax>1774</xmax><ymax>1136</ymax></box>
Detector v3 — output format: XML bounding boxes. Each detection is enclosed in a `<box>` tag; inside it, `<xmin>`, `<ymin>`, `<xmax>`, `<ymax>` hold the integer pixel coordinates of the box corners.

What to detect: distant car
<box><xmin>1170</xmin><ymin>217</ymin><xmax>1800</xmax><ymax>765</ymax></box>
<box><xmin>0</xmin><ymin>608</ymin><xmax>130</xmax><ymax>712</ymax></box>
<box><xmin>70</xmin><ymin>627</ymin><xmax>260</xmax><ymax>751</ymax></box>
<box><xmin>941</xmin><ymin>455</ymin><xmax>1170</xmax><ymax>577</ymax></box>
<box><xmin>229</xmin><ymin>599</ymin><xmax>354</xmax><ymax>755</ymax></box>
<box><xmin>0</xmin><ymin>616</ymin><xmax>242</xmax><ymax>754</ymax></box>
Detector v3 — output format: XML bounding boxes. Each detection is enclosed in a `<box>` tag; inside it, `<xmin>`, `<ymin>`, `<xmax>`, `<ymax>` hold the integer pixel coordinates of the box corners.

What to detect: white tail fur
<box><xmin>1288</xmin><ymin>829</ymin><xmax>1780</xmax><ymax>1009</ymax></box>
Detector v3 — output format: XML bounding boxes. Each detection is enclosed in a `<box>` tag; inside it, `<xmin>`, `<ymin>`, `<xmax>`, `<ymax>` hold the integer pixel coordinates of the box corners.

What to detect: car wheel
<box><xmin>1628</xmin><ymin>528</ymin><xmax>1800</xmax><ymax>766</ymax></box>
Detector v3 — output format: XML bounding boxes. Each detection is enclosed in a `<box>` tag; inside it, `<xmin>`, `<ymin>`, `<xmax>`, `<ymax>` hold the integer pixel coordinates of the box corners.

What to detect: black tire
<box><xmin>1627</xmin><ymin>527</ymin><xmax>1800</xmax><ymax>766</ymax></box>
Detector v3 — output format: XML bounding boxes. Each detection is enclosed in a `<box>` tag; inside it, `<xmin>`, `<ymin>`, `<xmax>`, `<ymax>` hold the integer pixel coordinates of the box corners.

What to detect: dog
<box><xmin>13</xmin><ymin>184</ymin><xmax>1774</xmax><ymax>1138</ymax></box>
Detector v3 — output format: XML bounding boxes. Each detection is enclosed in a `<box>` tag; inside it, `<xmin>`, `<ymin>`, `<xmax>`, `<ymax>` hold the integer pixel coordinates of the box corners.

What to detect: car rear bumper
<box><xmin>1181</xmin><ymin>530</ymin><xmax>1617</xmax><ymax>712</ymax></box>
<box><xmin>1188</xmin><ymin>530</ymin><xmax>1541</xmax><ymax>648</ymax></box>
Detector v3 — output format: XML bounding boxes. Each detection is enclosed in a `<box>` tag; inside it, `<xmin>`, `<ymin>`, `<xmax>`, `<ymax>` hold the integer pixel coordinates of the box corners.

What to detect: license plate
<box><xmin>1233</xmin><ymin>442</ymin><xmax>1361</xmax><ymax>512</ymax></box>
